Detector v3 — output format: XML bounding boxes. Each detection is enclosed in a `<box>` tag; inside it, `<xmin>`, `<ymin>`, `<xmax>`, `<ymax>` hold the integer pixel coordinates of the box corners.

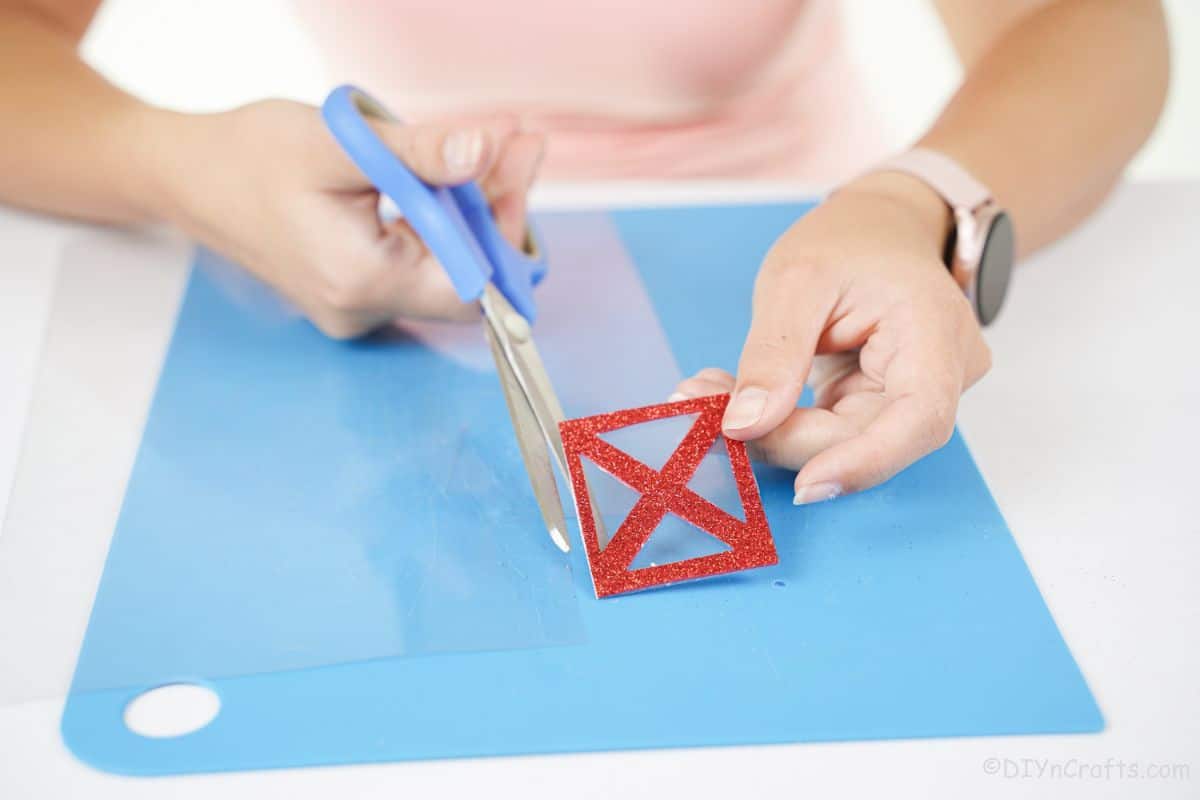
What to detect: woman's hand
<box><xmin>671</xmin><ymin>172</ymin><xmax>991</xmax><ymax>503</ymax></box>
<box><xmin>158</xmin><ymin>99</ymin><xmax>544</xmax><ymax>338</ymax></box>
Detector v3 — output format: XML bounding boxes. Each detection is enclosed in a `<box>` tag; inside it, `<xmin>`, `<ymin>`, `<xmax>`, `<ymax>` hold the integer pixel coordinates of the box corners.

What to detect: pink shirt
<box><xmin>290</xmin><ymin>1</ymin><xmax>890</xmax><ymax>182</ymax></box>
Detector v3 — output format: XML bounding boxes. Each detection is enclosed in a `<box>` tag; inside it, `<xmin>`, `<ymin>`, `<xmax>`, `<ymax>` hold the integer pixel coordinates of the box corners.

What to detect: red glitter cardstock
<box><xmin>559</xmin><ymin>393</ymin><xmax>777</xmax><ymax>598</ymax></box>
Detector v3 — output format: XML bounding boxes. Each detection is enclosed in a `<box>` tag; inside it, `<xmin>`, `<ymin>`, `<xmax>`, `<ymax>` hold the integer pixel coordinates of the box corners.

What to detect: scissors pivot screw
<box><xmin>503</xmin><ymin>312</ymin><xmax>532</xmax><ymax>344</ymax></box>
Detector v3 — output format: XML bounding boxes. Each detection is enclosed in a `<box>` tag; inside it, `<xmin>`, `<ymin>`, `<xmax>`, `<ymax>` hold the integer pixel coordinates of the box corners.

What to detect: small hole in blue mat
<box><xmin>772</xmin><ymin>580</ymin><xmax>787</xmax><ymax>588</ymax></box>
<box><xmin>124</xmin><ymin>683</ymin><xmax>220</xmax><ymax>739</ymax></box>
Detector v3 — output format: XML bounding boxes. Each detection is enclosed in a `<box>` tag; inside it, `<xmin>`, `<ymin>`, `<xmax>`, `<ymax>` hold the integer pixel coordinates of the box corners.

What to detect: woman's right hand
<box><xmin>156</xmin><ymin>99</ymin><xmax>544</xmax><ymax>338</ymax></box>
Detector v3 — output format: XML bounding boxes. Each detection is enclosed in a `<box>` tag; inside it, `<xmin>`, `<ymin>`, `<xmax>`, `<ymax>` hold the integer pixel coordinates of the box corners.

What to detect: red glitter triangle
<box><xmin>559</xmin><ymin>393</ymin><xmax>777</xmax><ymax>598</ymax></box>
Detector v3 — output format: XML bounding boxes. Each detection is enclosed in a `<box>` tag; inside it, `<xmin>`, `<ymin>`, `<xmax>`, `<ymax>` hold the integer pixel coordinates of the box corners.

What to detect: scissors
<box><xmin>322</xmin><ymin>85</ymin><xmax>590</xmax><ymax>554</ymax></box>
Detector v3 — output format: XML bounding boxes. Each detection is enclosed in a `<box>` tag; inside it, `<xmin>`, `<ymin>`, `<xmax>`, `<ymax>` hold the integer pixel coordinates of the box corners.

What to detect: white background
<box><xmin>80</xmin><ymin>0</ymin><xmax>1200</xmax><ymax>179</ymax></box>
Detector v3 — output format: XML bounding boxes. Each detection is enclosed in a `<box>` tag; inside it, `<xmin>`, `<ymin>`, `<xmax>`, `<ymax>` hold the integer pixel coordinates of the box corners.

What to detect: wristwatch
<box><xmin>874</xmin><ymin>148</ymin><xmax>1015</xmax><ymax>325</ymax></box>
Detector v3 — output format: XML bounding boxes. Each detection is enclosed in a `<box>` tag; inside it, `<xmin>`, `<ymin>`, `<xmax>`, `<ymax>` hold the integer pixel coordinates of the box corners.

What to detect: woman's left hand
<box><xmin>670</xmin><ymin>171</ymin><xmax>993</xmax><ymax>504</ymax></box>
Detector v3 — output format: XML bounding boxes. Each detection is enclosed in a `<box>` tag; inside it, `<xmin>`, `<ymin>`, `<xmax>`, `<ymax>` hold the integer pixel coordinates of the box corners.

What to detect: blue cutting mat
<box><xmin>62</xmin><ymin>204</ymin><xmax>1102</xmax><ymax>775</ymax></box>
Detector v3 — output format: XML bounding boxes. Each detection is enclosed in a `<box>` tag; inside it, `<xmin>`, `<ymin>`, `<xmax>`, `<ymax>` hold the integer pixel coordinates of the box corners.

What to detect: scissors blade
<box><xmin>484</xmin><ymin>319</ymin><xmax>571</xmax><ymax>553</ymax></box>
<box><xmin>495</xmin><ymin>322</ymin><xmax>613</xmax><ymax>550</ymax></box>
<box><xmin>480</xmin><ymin>283</ymin><xmax>610</xmax><ymax>552</ymax></box>
<box><xmin>480</xmin><ymin>287</ymin><xmax>568</xmax><ymax>473</ymax></box>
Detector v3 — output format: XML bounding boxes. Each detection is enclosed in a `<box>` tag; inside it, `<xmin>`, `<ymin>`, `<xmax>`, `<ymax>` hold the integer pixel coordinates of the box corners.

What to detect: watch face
<box><xmin>976</xmin><ymin>210</ymin><xmax>1015</xmax><ymax>325</ymax></box>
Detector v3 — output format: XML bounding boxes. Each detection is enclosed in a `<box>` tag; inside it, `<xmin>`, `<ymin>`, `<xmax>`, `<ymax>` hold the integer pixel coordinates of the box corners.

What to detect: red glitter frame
<box><xmin>559</xmin><ymin>393</ymin><xmax>777</xmax><ymax>598</ymax></box>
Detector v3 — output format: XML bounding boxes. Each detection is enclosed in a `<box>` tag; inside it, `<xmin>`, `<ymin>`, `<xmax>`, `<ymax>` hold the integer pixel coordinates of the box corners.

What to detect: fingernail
<box><xmin>793</xmin><ymin>482</ymin><xmax>842</xmax><ymax>506</ymax></box>
<box><xmin>667</xmin><ymin>392</ymin><xmax>690</xmax><ymax>403</ymax></box>
<box><xmin>443</xmin><ymin>129</ymin><xmax>484</xmax><ymax>175</ymax></box>
<box><xmin>723</xmin><ymin>387</ymin><xmax>768</xmax><ymax>430</ymax></box>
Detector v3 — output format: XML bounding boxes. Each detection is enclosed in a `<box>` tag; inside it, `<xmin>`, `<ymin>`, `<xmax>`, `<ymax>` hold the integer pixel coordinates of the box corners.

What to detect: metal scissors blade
<box><xmin>480</xmin><ymin>284</ymin><xmax>608</xmax><ymax>554</ymax></box>
<box><xmin>483</xmin><ymin>316</ymin><xmax>570</xmax><ymax>553</ymax></box>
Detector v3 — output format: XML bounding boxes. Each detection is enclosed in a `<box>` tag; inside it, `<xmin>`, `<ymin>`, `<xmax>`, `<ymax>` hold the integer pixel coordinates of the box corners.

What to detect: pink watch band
<box><xmin>873</xmin><ymin>148</ymin><xmax>993</xmax><ymax>213</ymax></box>
<box><xmin>863</xmin><ymin>147</ymin><xmax>1014</xmax><ymax>325</ymax></box>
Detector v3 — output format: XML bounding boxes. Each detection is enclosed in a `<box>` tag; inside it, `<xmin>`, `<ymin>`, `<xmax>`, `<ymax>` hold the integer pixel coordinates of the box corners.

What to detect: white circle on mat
<box><xmin>124</xmin><ymin>683</ymin><xmax>221</xmax><ymax>738</ymax></box>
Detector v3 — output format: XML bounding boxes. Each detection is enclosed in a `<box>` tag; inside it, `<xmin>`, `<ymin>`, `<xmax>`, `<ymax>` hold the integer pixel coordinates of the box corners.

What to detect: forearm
<box><xmin>0</xmin><ymin>3</ymin><xmax>180</xmax><ymax>224</ymax></box>
<box><xmin>920</xmin><ymin>0</ymin><xmax>1169</xmax><ymax>255</ymax></box>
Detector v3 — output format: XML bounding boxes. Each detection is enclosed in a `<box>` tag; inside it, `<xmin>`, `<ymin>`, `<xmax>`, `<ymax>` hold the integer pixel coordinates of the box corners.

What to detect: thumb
<box><xmin>723</xmin><ymin>268</ymin><xmax>836</xmax><ymax>441</ymax></box>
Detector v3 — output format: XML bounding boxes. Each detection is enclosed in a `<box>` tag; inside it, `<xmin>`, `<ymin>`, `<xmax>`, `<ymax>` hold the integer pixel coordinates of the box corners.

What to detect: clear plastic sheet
<box><xmin>0</xmin><ymin>212</ymin><xmax>740</xmax><ymax>703</ymax></box>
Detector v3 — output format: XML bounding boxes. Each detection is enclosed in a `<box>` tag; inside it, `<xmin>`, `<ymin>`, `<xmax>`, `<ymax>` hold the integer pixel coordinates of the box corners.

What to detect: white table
<box><xmin>1</xmin><ymin>182</ymin><xmax>1196</xmax><ymax>798</ymax></box>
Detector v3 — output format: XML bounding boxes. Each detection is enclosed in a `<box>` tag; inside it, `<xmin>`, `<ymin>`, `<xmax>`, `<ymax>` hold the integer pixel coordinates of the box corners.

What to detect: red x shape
<box><xmin>559</xmin><ymin>393</ymin><xmax>777</xmax><ymax>597</ymax></box>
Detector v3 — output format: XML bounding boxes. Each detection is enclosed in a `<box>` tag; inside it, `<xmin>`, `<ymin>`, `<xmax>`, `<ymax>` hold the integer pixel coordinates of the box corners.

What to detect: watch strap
<box><xmin>873</xmin><ymin>148</ymin><xmax>993</xmax><ymax>213</ymax></box>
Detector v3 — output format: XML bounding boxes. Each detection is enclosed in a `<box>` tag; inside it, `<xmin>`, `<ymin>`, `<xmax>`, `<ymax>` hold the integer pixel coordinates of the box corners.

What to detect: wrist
<box><xmin>127</xmin><ymin>106</ymin><xmax>224</xmax><ymax>230</ymax></box>
<box><xmin>840</xmin><ymin>170</ymin><xmax>953</xmax><ymax>261</ymax></box>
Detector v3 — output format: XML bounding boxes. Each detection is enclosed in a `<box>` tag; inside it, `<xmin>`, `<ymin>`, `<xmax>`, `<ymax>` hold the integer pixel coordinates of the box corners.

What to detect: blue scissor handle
<box><xmin>321</xmin><ymin>85</ymin><xmax>546</xmax><ymax>321</ymax></box>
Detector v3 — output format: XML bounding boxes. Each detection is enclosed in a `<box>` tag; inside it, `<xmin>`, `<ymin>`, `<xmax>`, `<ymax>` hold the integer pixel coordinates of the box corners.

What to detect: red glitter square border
<box><xmin>559</xmin><ymin>393</ymin><xmax>777</xmax><ymax>598</ymax></box>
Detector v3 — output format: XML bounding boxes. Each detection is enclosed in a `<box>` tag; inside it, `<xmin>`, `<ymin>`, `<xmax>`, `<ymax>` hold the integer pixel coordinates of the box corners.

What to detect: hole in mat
<box><xmin>124</xmin><ymin>682</ymin><xmax>220</xmax><ymax>738</ymax></box>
